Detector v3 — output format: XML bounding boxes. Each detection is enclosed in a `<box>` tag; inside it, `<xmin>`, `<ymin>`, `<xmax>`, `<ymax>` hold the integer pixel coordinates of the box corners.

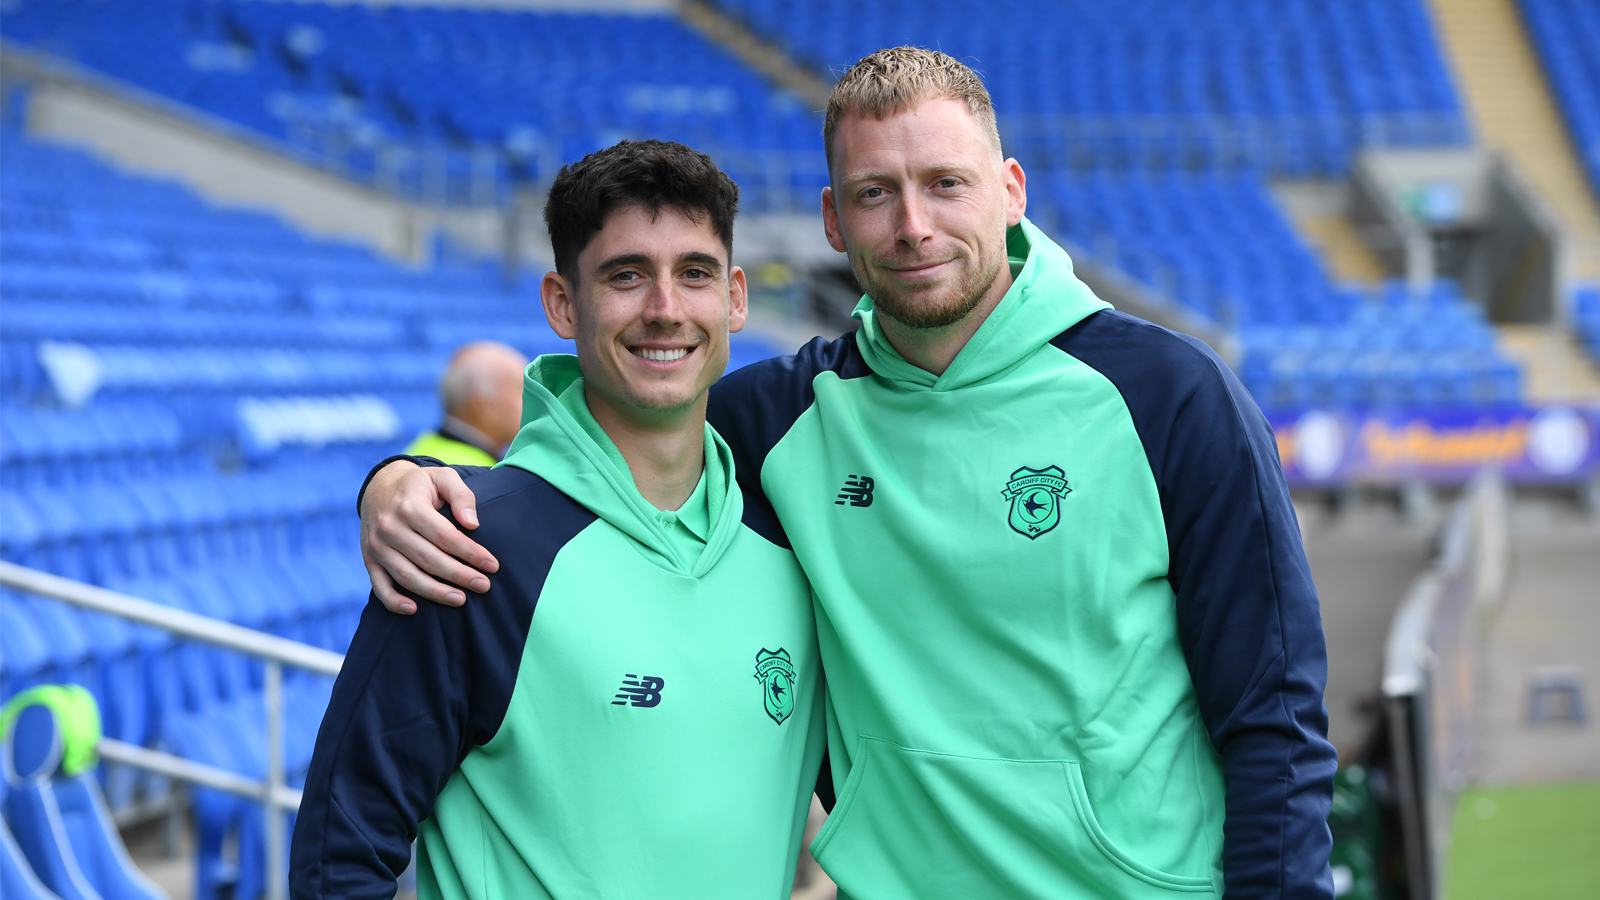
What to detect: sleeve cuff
<box><xmin>355</xmin><ymin>455</ymin><xmax>447</xmax><ymax>517</ymax></box>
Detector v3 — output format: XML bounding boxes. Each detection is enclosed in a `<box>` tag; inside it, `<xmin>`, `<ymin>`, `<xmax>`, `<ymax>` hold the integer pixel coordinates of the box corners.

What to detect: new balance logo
<box><xmin>835</xmin><ymin>475</ymin><xmax>874</xmax><ymax>507</ymax></box>
<box><xmin>612</xmin><ymin>675</ymin><xmax>664</xmax><ymax>708</ymax></box>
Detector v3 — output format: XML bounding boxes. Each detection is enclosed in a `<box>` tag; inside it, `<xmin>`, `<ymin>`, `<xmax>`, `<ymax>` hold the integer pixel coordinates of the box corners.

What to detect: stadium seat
<box><xmin>1520</xmin><ymin>0</ymin><xmax>1600</xmax><ymax>204</ymax></box>
<box><xmin>1</xmin><ymin>815</ymin><xmax>63</xmax><ymax>900</ymax></box>
<box><xmin>1</xmin><ymin>690</ymin><xmax>168</xmax><ymax>900</ymax></box>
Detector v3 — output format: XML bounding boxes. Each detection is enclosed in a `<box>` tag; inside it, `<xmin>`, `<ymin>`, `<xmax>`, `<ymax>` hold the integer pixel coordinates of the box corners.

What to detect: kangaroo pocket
<box><xmin>810</xmin><ymin>738</ymin><xmax>1215</xmax><ymax>900</ymax></box>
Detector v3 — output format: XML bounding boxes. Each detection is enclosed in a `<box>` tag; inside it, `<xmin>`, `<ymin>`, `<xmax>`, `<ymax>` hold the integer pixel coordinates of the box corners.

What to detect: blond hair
<box><xmin>823</xmin><ymin>47</ymin><xmax>1001</xmax><ymax>166</ymax></box>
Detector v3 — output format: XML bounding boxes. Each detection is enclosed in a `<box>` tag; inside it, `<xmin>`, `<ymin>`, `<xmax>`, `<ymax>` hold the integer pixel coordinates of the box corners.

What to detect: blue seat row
<box><xmin>0</xmin><ymin>0</ymin><xmax>828</xmax><ymax>209</ymax></box>
<box><xmin>719</xmin><ymin>0</ymin><xmax>1466</xmax><ymax>177</ymax></box>
<box><xmin>1</xmin><ymin>549</ymin><xmax>365</xmax><ymax>758</ymax></box>
<box><xmin>0</xmin><ymin>465</ymin><xmax>366</xmax><ymax>584</ymax></box>
<box><xmin>1520</xmin><ymin>0</ymin><xmax>1600</xmax><ymax>204</ymax></box>
<box><xmin>1574</xmin><ymin>285</ymin><xmax>1600</xmax><ymax>363</ymax></box>
<box><xmin>1</xmin><ymin>302</ymin><xmax>406</xmax><ymax>350</ymax></box>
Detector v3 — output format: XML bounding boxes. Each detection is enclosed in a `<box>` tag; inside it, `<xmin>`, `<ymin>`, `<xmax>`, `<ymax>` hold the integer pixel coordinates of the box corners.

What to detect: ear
<box><xmin>727</xmin><ymin>265</ymin><xmax>749</xmax><ymax>335</ymax></box>
<box><xmin>1003</xmin><ymin>158</ymin><xmax>1027</xmax><ymax>227</ymax></box>
<box><xmin>540</xmin><ymin>270</ymin><xmax>579</xmax><ymax>340</ymax></box>
<box><xmin>821</xmin><ymin>186</ymin><xmax>849</xmax><ymax>254</ymax></box>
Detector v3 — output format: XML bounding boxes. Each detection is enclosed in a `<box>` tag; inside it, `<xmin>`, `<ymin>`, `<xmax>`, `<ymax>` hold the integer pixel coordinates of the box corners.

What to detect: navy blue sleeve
<box><xmin>291</xmin><ymin>468</ymin><xmax>595</xmax><ymax>899</ymax></box>
<box><xmin>709</xmin><ymin>333</ymin><xmax>869</xmax><ymax>549</ymax></box>
<box><xmin>1053</xmin><ymin>310</ymin><xmax>1337</xmax><ymax>900</ymax></box>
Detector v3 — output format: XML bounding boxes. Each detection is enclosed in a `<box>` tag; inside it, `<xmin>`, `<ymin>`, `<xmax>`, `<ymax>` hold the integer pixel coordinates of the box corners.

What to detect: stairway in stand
<box><xmin>1496</xmin><ymin>324</ymin><xmax>1600</xmax><ymax>403</ymax></box>
<box><xmin>1427</xmin><ymin>0</ymin><xmax>1600</xmax><ymax>282</ymax></box>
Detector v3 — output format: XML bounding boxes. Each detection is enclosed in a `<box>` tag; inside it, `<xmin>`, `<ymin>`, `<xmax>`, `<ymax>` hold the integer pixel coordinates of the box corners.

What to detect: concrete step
<box><xmin>1427</xmin><ymin>0</ymin><xmax>1600</xmax><ymax>279</ymax></box>
<box><xmin>1271</xmin><ymin>180</ymin><xmax>1391</xmax><ymax>287</ymax></box>
<box><xmin>1496</xmin><ymin>324</ymin><xmax>1600</xmax><ymax>404</ymax></box>
<box><xmin>1293</xmin><ymin>214</ymin><xmax>1390</xmax><ymax>285</ymax></box>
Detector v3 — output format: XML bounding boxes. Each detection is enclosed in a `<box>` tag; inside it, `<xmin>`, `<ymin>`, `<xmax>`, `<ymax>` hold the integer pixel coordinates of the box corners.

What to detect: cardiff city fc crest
<box><xmin>1000</xmin><ymin>465</ymin><xmax>1071</xmax><ymax>540</ymax></box>
<box><xmin>753</xmin><ymin>648</ymin><xmax>797</xmax><ymax>725</ymax></box>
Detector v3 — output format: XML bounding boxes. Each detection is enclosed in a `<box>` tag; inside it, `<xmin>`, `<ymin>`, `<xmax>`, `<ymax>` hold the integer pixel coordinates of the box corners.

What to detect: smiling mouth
<box><xmin>631</xmin><ymin>346</ymin><xmax>692</xmax><ymax>362</ymax></box>
<box><xmin>891</xmin><ymin>260</ymin><xmax>953</xmax><ymax>277</ymax></box>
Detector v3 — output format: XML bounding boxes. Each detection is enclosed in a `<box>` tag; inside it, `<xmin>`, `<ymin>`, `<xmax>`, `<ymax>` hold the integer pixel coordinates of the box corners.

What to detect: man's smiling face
<box><xmin>542</xmin><ymin>204</ymin><xmax>747</xmax><ymax>427</ymax></box>
<box><xmin>822</xmin><ymin>97</ymin><xmax>1025</xmax><ymax>331</ymax></box>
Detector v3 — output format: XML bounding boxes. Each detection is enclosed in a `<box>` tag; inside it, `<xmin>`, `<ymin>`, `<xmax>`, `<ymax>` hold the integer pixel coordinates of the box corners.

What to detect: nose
<box><xmin>640</xmin><ymin>275</ymin><xmax>686</xmax><ymax>327</ymax></box>
<box><xmin>895</xmin><ymin>190</ymin><xmax>935</xmax><ymax>250</ymax></box>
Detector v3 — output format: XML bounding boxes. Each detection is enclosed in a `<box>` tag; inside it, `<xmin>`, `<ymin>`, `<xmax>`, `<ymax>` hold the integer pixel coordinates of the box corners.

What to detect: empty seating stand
<box><xmin>0</xmin><ymin>0</ymin><xmax>828</xmax><ymax>210</ymax></box>
<box><xmin>0</xmin><ymin>0</ymin><xmax>1522</xmax><ymax>415</ymax></box>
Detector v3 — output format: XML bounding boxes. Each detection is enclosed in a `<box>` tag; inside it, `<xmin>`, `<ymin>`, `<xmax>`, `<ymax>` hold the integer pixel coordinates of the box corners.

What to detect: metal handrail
<box><xmin>1380</xmin><ymin>469</ymin><xmax>1508</xmax><ymax>900</ymax></box>
<box><xmin>0</xmin><ymin>560</ymin><xmax>343</xmax><ymax>900</ymax></box>
<box><xmin>0</xmin><ymin>563</ymin><xmax>343</xmax><ymax>675</ymax></box>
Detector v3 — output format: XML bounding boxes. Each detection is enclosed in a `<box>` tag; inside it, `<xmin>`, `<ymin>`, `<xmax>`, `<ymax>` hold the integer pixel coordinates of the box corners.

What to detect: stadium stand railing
<box><xmin>1381</xmin><ymin>469</ymin><xmax>1510</xmax><ymax>900</ymax></box>
<box><xmin>1</xmin><ymin>560</ymin><xmax>342</xmax><ymax>900</ymax></box>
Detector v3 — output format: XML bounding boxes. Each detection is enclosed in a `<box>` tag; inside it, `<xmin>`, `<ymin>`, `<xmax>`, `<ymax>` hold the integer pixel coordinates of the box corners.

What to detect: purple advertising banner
<box><xmin>1270</xmin><ymin>406</ymin><xmax>1600</xmax><ymax>486</ymax></box>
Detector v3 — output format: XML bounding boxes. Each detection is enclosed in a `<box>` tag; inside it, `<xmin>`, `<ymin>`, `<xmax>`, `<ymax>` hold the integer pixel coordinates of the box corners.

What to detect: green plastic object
<box><xmin>1328</xmin><ymin>765</ymin><xmax>1383</xmax><ymax>900</ymax></box>
<box><xmin>0</xmin><ymin>684</ymin><xmax>102</xmax><ymax>777</ymax></box>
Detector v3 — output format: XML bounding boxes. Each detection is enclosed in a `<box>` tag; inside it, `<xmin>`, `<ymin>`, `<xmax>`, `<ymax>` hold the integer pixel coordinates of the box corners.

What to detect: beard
<box><xmin>852</xmin><ymin>244</ymin><xmax>1004</xmax><ymax>330</ymax></box>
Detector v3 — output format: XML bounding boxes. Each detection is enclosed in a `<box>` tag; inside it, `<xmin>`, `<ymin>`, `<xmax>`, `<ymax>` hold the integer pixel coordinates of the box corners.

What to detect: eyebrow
<box><xmin>593</xmin><ymin>253</ymin><xmax>651</xmax><ymax>279</ymax></box>
<box><xmin>842</xmin><ymin>164</ymin><xmax>982</xmax><ymax>191</ymax></box>
<box><xmin>676</xmin><ymin>251</ymin><xmax>724</xmax><ymax>274</ymax></box>
<box><xmin>593</xmin><ymin>250</ymin><xmax>725</xmax><ymax>280</ymax></box>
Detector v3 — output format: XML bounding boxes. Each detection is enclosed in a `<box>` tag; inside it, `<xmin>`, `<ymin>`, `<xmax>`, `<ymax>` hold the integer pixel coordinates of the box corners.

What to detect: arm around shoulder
<box><xmin>357</xmin><ymin>456</ymin><xmax>500</xmax><ymax>613</ymax></box>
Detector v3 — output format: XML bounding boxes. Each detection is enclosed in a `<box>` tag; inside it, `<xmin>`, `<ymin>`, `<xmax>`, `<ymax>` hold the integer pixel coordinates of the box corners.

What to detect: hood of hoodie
<box><xmin>497</xmin><ymin>354</ymin><xmax>743</xmax><ymax>578</ymax></box>
<box><xmin>852</xmin><ymin>216</ymin><xmax>1111</xmax><ymax>392</ymax></box>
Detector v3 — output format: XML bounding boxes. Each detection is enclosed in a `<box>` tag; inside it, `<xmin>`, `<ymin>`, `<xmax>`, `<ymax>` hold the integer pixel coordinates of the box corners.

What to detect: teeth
<box><xmin>636</xmin><ymin>347</ymin><xmax>689</xmax><ymax>362</ymax></box>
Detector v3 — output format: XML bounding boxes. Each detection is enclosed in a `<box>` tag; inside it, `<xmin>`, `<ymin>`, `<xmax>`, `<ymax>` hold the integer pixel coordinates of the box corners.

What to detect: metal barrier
<box><xmin>0</xmin><ymin>560</ymin><xmax>344</xmax><ymax>900</ymax></box>
<box><xmin>1380</xmin><ymin>470</ymin><xmax>1509</xmax><ymax>900</ymax></box>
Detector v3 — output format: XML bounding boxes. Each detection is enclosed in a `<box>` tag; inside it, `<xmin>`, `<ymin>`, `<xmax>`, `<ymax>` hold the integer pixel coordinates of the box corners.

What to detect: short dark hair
<box><xmin>544</xmin><ymin>140</ymin><xmax>739</xmax><ymax>282</ymax></box>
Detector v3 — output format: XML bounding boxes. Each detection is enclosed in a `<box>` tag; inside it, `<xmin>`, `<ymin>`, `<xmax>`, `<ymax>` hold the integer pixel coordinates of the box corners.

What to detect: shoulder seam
<box><xmin>467</xmin><ymin>470</ymin><xmax>562</xmax><ymax>510</ymax></box>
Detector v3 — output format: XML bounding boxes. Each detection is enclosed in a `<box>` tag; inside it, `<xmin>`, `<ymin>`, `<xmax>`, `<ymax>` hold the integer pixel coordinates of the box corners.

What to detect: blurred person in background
<box><xmin>356</xmin><ymin>48</ymin><xmax>1335</xmax><ymax>900</ymax></box>
<box><xmin>405</xmin><ymin>341</ymin><xmax>527</xmax><ymax>465</ymax></box>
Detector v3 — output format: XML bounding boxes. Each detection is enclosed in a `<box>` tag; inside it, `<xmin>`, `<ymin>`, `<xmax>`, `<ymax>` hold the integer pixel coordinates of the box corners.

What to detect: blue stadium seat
<box><xmin>1</xmin><ymin>816</ymin><xmax>62</xmax><ymax>900</ymax></box>
<box><xmin>2</xmin><ymin>697</ymin><xmax>168</xmax><ymax>900</ymax></box>
<box><xmin>1520</xmin><ymin>0</ymin><xmax>1600</xmax><ymax>203</ymax></box>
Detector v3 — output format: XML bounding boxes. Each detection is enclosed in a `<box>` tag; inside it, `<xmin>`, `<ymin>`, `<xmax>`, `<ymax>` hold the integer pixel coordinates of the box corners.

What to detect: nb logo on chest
<box><xmin>612</xmin><ymin>674</ymin><xmax>664</xmax><ymax>708</ymax></box>
<box><xmin>835</xmin><ymin>474</ymin><xmax>874</xmax><ymax>507</ymax></box>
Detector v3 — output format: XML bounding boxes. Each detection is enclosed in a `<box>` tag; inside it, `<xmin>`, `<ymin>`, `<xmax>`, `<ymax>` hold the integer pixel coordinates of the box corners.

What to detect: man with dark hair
<box><xmin>289</xmin><ymin>140</ymin><xmax>825</xmax><ymax>899</ymax></box>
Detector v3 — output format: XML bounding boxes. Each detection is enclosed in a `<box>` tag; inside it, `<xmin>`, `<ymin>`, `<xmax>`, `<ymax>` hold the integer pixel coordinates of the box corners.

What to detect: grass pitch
<box><xmin>1446</xmin><ymin>780</ymin><xmax>1600</xmax><ymax>899</ymax></box>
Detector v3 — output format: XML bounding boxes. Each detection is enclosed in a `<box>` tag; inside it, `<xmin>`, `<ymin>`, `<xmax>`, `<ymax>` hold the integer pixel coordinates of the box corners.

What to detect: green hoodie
<box><xmin>293</xmin><ymin>355</ymin><xmax>826</xmax><ymax>900</ymax></box>
<box><xmin>708</xmin><ymin>219</ymin><xmax>1241</xmax><ymax>898</ymax></box>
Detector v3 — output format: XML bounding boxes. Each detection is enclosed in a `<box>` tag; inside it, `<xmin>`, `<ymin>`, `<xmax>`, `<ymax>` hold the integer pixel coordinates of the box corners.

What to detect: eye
<box><xmin>937</xmin><ymin>177</ymin><xmax>959</xmax><ymax>189</ymax></box>
<box><xmin>683</xmin><ymin>267</ymin><xmax>711</xmax><ymax>280</ymax></box>
<box><xmin>862</xmin><ymin>186</ymin><xmax>885</xmax><ymax>200</ymax></box>
<box><xmin>613</xmin><ymin>270</ymin><xmax>640</xmax><ymax>284</ymax></box>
